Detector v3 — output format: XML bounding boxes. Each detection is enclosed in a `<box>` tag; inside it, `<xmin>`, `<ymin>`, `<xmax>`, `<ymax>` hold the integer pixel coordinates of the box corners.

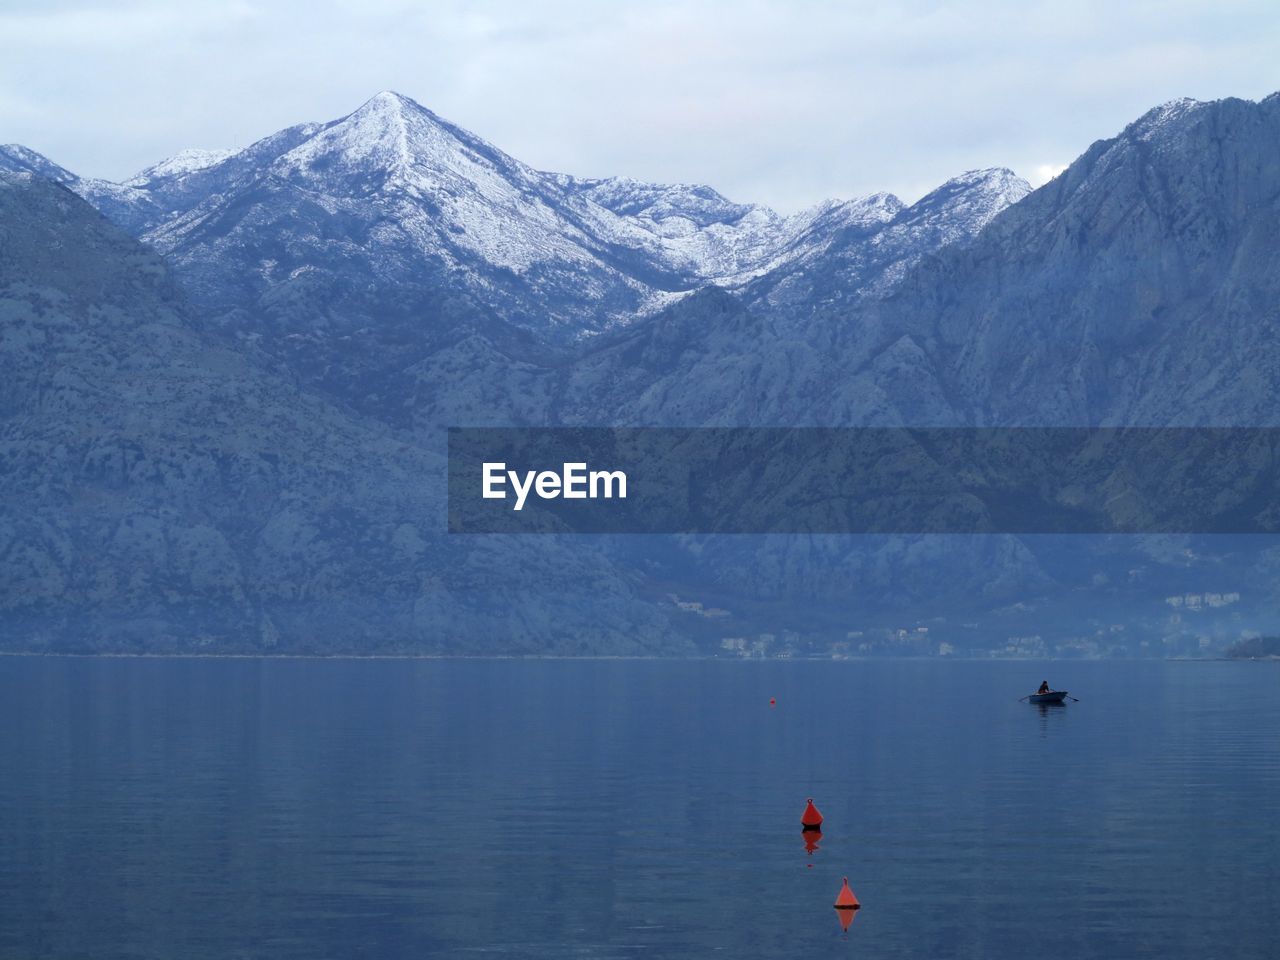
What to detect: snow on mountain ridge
<box><xmin>4</xmin><ymin>92</ymin><xmax>1036</xmax><ymax>335</ymax></box>
<box><xmin>894</xmin><ymin>167</ymin><xmax>1031</xmax><ymax>241</ymax></box>
<box><xmin>735</xmin><ymin>168</ymin><xmax>1031</xmax><ymax>320</ymax></box>
<box><xmin>566</xmin><ymin>175</ymin><xmax>764</xmax><ymax>228</ymax></box>
<box><xmin>702</xmin><ymin>191</ymin><xmax>905</xmax><ymax>289</ymax></box>
<box><xmin>276</xmin><ymin>91</ymin><xmax>423</xmax><ymax>177</ymax></box>
<box><xmin>254</xmin><ymin>91</ymin><xmax>642</xmax><ymax>275</ymax></box>
<box><xmin>149</xmin><ymin>90</ymin><xmax>1017</xmax><ymax>291</ymax></box>
<box><xmin>127</xmin><ymin>148</ymin><xmax>237</xmax><ymax>185</ymax></box>
<box><xmin>0</xmin><ymin>144</ymin><xmax>78</xmax><ymax>183</ymax></box>
<box><xmin>1</xmin><ymin>144</ymin><xmax>162</xmax><ymax>234</ymax></box>
<box><xmin>1129</xmin><ymin>97</ymin><xmax>1207</xmax><ymax>142</ymax></box>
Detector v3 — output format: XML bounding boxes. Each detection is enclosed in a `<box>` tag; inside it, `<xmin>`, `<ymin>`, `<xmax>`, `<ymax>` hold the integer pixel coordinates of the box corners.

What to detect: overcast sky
<box><xmin>2</xmin><ymin>0</ymin><xmax>1278</xmax><ymax>211</ymax></box>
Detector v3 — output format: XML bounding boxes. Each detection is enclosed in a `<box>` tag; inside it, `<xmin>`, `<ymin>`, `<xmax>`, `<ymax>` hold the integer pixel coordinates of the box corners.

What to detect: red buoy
<box><xmin>801</xmin><ymin>798</ymin><xmax>823</xmax><ymax>831</ymax></box>
<box><xmin>834</xmin><ymin>877</ymin><xmax>861</xmax><ymax>910</ymax></box>
<box><xmin>769</xmin><ymin>698</ymin><xmax>776</xmax><ymax>706</ymax></box>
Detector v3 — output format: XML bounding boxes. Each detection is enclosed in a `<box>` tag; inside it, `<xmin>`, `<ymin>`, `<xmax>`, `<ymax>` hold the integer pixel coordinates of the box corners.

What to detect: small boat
<box><xmin>1028</xmin><ymin>690</ymin><xmax>1068</xmax><ymax>704</ymax></box>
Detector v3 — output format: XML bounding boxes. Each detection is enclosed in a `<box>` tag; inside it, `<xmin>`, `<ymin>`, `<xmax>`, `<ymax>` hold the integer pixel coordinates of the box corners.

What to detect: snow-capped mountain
<box><xmin>1</xmin><ymin>92</ymin><xmax>1030</xmax><ymax>422</ymax></box>
<box><xmin>6</xmin><ymin>91</ymin><xmax>1280</xmax><ymax>655</ymax></box>
<box><xmin>138</xmin><ymin>92</ymin><xmax>684</xmax><ymax>329</ymax></box>
<box><xmin>7</xmin><ymin>92</ymin><xmax>1029</xmax><ymax>340</ymax></box>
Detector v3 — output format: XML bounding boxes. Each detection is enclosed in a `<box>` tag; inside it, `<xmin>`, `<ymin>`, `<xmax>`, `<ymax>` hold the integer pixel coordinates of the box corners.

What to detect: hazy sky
<box><xmin>2</xmin><ymin>0</ymin><xmax>1277</xmax><ymax>210</ymax></box>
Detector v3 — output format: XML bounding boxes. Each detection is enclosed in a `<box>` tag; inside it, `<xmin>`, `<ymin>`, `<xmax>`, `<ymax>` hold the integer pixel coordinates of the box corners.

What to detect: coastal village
<box><xmin>671</xmin><ymin>589</ymin><xmax>1252</xmax><ymax>660</ymax></box>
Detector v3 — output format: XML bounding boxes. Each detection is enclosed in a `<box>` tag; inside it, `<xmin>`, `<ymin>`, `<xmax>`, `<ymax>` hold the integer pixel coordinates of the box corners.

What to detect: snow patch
<box><xmin>128</xmin><ymin>148</ymin><xmax>236</xmax><ymax>184</ymax></box>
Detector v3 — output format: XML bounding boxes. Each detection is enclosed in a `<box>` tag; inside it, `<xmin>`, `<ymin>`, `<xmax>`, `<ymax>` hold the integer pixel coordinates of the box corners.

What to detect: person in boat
<box><xmin>1037</xmin><ymin>681</ymin><xmax>1051</xmax><ymax>695</ymax></box>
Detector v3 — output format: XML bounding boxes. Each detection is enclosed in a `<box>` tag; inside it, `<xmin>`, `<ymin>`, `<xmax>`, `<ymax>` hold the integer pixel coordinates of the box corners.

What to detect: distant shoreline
<box><xmin>1</xmin><ymin>651</ymin><xmax>1272</xmax><ymax>663</ymax></box>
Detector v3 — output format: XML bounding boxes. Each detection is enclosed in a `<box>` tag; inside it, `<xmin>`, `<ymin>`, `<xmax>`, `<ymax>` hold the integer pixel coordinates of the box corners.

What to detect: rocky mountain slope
<box><xmin>4</xmin><ymin>91</ymin><xmax>1280</xmax><ymax>656</ymax></box>
<box><xmin>837</xmin><ymin>94</ymin><xmax>1280</xmax><ymax>427</ymax></box>
<box><xmin>0</xmin><ymin>170</ymin><xmax>677</xmax><ymax>654</ymax></box>
<box><xmin>0</xmin><ymin>142</ymin><xmax>157</xmax><ymax>234</ymax></box>
<box><xmin>681</xmin><ymin>93</ymin><xmax>1280</xmax><ymax>628</ymax></box>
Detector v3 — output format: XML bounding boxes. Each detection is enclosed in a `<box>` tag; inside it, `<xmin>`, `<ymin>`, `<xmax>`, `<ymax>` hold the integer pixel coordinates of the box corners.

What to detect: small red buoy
<box><xmin>834</xmin><ymin>877</ymin><xmax>860</xmax><ymax>910</ymax></box>
<box><xmin>801</xmin><ymin>798</ymin><xmax>823</xmax><ymax>831</ymax></box>
<box><xmin>769</xmin><ymin>698</ymin><xmax>776</xmax><ymax>706</ymax></box>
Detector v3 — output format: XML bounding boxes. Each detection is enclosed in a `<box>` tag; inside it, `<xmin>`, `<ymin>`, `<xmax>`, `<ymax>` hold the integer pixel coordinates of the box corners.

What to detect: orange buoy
<box><xmin>834</xmin><ymin>877</ymin><xmax>860</xmax><ymax>910</ymax></box>
<box><xmin>801</xmin><ymin>798</ymin><xmax>823</xmax><ymax>831</ymax></box>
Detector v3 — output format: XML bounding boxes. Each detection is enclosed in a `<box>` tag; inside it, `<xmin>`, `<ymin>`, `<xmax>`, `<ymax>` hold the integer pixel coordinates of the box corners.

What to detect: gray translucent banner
<box><xmin>447</xmin><ymin>427</ymin><xmax>1280</xmax><ymax>534</ymax></box>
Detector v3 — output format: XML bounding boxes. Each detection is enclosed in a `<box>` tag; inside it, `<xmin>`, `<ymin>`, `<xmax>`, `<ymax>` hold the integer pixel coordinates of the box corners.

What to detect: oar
<box><xmin>1066</xmin><ymin>695</ymin><xmax>1081</xmax><ymax>702</ymax></box>
<box><xmin>1016</xmin><ymin>695</ymin><xmax>1030</xmax><ymax>702</ymax></box>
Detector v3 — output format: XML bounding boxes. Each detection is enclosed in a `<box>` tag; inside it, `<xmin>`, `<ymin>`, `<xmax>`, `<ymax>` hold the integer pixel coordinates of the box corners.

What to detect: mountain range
<box><xmin>3</xmin><ymin>90</ymin><xmax>1279</xmax><ymax>657</ymax></box>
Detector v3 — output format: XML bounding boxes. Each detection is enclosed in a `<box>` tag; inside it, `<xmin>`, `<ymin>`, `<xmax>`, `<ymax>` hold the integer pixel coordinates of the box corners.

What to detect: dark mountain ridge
<box><xmin>4</xmin><ymin>91</ymin><xmax>1280</xmax><ymax>656</ymax></box>
<box><xmin>0</xmin><ymin>170</ymin><xmax>677</xmax><ymax>654</ymax></box>
<box><xmin>847</xmin><ymin>94</ymin><xmax>1280</xmax><ymax>427</ymax></box>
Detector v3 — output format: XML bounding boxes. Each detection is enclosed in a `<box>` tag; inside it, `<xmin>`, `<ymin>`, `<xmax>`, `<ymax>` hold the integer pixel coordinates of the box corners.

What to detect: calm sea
<box><xmin>1</xmin><ymin>657</ymin><xmax>1277</xmax><ymax>959</ymax></box>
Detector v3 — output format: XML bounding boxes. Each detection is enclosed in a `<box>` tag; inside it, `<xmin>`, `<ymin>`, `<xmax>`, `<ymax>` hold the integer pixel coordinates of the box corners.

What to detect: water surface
<box><xmin>1</xmin><ymin>657</ymin><xmax>1277</xmax><ymax>959</ymax></box>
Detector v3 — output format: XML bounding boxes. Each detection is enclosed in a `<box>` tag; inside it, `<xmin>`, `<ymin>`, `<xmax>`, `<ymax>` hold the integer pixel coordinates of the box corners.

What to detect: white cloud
<box><xmin>0</xmin><ymin>1</ymin><xmax>1277</xmax><ymax>210</ymax></box>
<box><xmin>1030</xmin><ymin>163</ymin><xmax>1069</xmax><ymax>186</ymax></box>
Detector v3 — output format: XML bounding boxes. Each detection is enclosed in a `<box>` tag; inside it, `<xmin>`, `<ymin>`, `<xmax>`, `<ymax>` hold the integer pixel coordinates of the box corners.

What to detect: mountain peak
<box><xmin>1126</xmin><ymin>96</ymin><xmax>1207</xmax><ymax>142</ymax></box>
<box><xmin>348</xmin><ymin>89</ymin><xmax>427</xmax><ymax>124</ymax></box>
<box><xmin>945</xmin><ymin>166</ymin><xmax>1024</xmax><ymax>188</ymax></box>
<box><xmin>848</xmin><ymin>191</ymin><xmax>905</xmax><ymax>219</ymax></box>
<box><xmin>341</xmin><ymin>90</ymin><xmax>464</xmax><ymax>138</ymax></box>
<box><xmin>0</xmin><ymin>144</ymin><xmax>78</xmax><ymax>184</ymax></box>
<box><xmin>910</xmin><ymin>167</ymin><xmax>1030</xmax><ymax>219</ymax></box>
<box><xmin>346</xmin><ymin>89</ymin><xmax>420</xmax><ymax>129</ymax></box>
<box><xmin>271</xmin><ymin>90</ymin><xmax>504</xmax><ymax>184</ymax></box>
<box><xmin>362</xmin><ymin>89</ymin><xmax>417</xmax><ymax>109</ymax></box>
